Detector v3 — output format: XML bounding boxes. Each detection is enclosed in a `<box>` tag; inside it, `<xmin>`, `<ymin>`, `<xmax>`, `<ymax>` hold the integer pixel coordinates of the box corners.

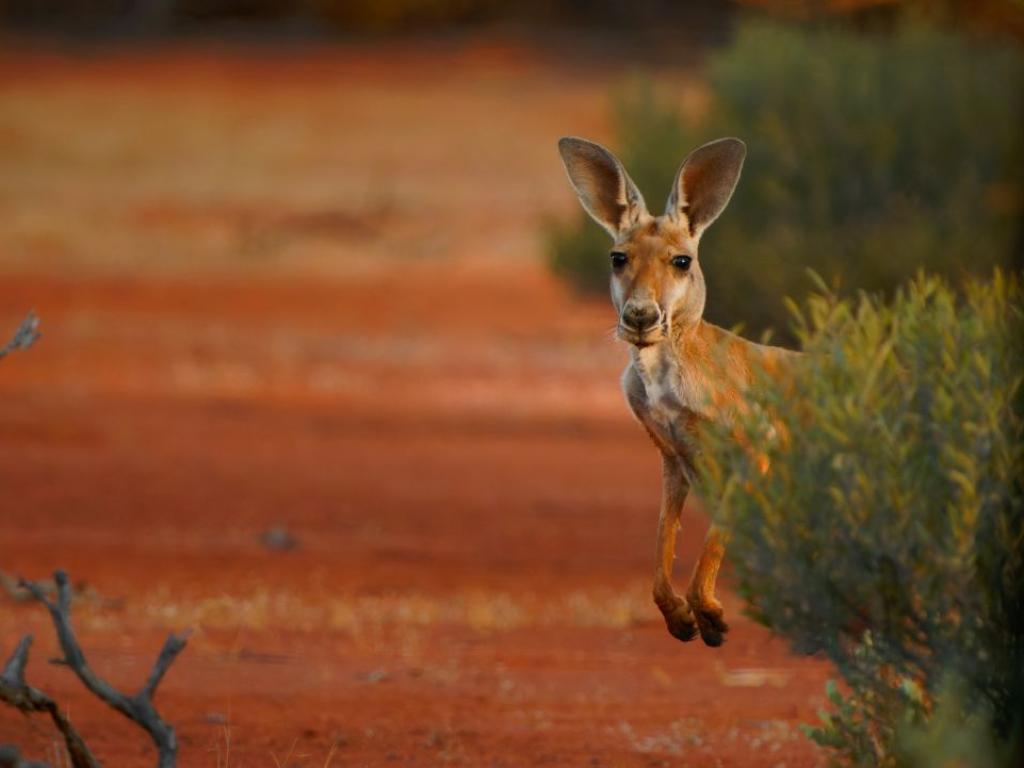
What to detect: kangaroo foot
<box><xmin>691</xmin><ymin>596</ymin><xmax>729</xmax><ymax>647</ymax></box>
<box><xmin>659</xmin><ymin>598</ymin><xmax>699</xmax><ymax>642</ymax></box>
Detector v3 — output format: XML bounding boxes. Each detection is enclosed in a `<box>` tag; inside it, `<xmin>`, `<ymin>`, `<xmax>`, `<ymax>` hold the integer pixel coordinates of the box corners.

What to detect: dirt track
<box><xmin>0</xmin><ymin>44</ymin><xmax>828</xmax><ymax>766</ymax></box>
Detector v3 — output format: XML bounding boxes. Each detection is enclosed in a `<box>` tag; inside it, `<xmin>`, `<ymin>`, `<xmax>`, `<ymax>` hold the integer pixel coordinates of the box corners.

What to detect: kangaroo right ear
<box><xmin>558</xmin><ymin>137</ymin><xmax>647</xmax><ymax>238</ymax></box>
<box><xmin>665</xmin><ymin>137</ymin><xmax>746</xmax><ymax>239</ymax></box>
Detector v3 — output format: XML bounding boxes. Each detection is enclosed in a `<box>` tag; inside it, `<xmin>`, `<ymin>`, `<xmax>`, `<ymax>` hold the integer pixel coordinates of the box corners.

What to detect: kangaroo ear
<box><xmin>558</xmin><ymin>137</ymin><xmax>647</xmax><ymax>238</ymax></box>
<box><xmin>665</xmin><ymin>138</ymin><xmax>746</xmax><ymax>239</ymax></box>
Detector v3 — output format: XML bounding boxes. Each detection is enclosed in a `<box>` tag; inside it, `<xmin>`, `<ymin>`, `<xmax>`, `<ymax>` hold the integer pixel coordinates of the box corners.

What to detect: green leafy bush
<box><xmin>547</xmin><ymin>21</ymin><xmax>1024</xmax><ymax>343</ymax></box>
<box><xmin>696</xmin><ymin>271</ymin><xmax>1023</xmax><ymax>766</ymax></box>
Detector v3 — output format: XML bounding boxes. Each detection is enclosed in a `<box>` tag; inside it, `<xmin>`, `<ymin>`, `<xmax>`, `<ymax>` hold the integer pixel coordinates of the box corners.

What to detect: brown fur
<box><xmin>558</xmin><ymin>136</ymin><xmax>796</xmax><ymax>646</ymax></box>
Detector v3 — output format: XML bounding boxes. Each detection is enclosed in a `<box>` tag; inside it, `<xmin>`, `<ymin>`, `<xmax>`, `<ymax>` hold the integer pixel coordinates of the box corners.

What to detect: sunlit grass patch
<box><xmin>61</xmin><ymin>582</ymin><xmax>655</xmax><ymax>635</ymax></box>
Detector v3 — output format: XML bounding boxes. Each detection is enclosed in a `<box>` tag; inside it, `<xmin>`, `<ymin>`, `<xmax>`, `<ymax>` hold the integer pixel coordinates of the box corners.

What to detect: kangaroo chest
<box><xmin>625</xmin><ymin>345</ymin><xmax>706</xmax><ymax>458</ymax></box>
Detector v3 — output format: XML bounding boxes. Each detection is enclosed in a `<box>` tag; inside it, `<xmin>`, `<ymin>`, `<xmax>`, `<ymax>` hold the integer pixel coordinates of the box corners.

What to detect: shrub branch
<box><xmin>0</xmin><ymin>635</ymin><xmax>99</xmax><ymax>768</ymax></box>
<box><xmin>0</xmin><ymin>312</ymin><xmax>40</xmax><ymax>361</ymax></box>
<box><xmin>20</xmin><ymin>570</ymin><xmax>189</xmax><ymax>768</ymax></box>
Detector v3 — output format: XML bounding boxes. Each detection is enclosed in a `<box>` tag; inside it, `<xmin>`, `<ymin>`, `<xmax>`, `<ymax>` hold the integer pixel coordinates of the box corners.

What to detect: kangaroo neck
<box><xmin>667</xmin><ymin>317</ymin><xmax>708</xmax><ymax>362</ymax></box>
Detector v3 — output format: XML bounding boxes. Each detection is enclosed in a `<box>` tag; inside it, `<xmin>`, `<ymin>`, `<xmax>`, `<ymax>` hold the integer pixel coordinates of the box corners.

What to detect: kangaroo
<box><xmin>557</xmin><ymin>136</ymin><xmax>796</xmax><ymax>646</ymax></box>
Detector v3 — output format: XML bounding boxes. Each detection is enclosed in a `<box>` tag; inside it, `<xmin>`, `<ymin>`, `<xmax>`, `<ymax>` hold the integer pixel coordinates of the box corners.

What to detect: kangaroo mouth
<box><xmin>617</xmin><ymin>325</ymin><xmax>666</xmax><ymax>348</ymax></box>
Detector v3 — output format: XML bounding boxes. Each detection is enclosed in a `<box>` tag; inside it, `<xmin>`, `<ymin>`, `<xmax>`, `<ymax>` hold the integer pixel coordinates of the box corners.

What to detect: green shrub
<box><xmin>696</xmin><ymin>271</ymin><xmax>1023</xmax><ymax>766</ymax></box>
<box><xmin>547</xmin><ymin>21</ymin><xmax>1024</xmax><ymax>343</ymax></box>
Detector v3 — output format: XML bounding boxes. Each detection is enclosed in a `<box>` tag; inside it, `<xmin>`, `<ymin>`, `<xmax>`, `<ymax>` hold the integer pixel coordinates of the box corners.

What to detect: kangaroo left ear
<box><xmin>665</xmin><ymin>138</ymin><xmax>746</xmax><ymax>239</ymax></box>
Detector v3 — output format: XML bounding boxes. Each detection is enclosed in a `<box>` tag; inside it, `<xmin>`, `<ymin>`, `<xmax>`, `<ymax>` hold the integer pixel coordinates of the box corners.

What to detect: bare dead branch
<box><xmin>140</xmin><ymin>634</ymin><xmax>188</xmax><ymax>701</ymax></box>
<box><xmin>0</xmin><ymin>635</ymin><xmax>99</xmax><ymax>768</ymax></box>
<box><xmin>20</xmin><ymin>570</ymin><xmax>189</xmax><ymax>768</ymax></box>
<box><xmin>0</xmin><ymin>743</ymin><xmax>52</xmax><ymax>768</ymax></box>
<box><xmin>0</xmin><ymin>637</ymin><xmax>30</xmax><ymax>685</ymax></box>
<box><xmin>0</xmin><ymin>312</ymin><xmax>40</xmax><ymax>361</ymax></box>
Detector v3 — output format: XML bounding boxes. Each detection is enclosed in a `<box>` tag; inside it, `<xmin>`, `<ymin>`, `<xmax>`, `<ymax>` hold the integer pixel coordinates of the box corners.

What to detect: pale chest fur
<box><xmin>622</xmin><ymin>343</ymin><xmax>711</xmax><ymax>460</ymax></box>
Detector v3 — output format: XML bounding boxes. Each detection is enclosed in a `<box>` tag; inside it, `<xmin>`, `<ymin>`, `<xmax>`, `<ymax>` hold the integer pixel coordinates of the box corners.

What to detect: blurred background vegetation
<box><xmin>3</xmin><ymin>0</ymin><xmax>1023</xmax><ymax>38</ymax></box>
<box><xmin>0</xmin><ymin>0</ymin><xmax>732</xmax><ymax>37</ymax></box>
<box><xmin>548</xmin><ymin>17</ymin><xmax>1024</xmax><ymax>342</ymax></box>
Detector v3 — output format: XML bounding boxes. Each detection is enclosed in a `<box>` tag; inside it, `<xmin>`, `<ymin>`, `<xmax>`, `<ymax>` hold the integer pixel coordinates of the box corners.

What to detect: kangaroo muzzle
<box><xmin>620</xmin><ymin>300</ymin><xmax>662</xmax><ymax>335</ymax></box>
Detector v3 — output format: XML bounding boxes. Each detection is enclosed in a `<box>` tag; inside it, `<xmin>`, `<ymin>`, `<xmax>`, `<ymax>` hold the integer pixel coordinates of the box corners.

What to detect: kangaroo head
<box><xmin>557</xmin><ymin>136</ymin><xmax>745</xmax><ymax>348</ymax></box>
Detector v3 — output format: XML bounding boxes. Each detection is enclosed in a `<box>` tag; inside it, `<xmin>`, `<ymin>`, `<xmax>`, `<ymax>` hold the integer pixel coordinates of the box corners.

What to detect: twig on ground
<box><xmin>20</xmin><ymin>571</ymin><xmax>189</xmax><ymax>768</ymax></box>
<box><xmin>0</xmin><ymin>743</ymin><xmax>50</xmax><ymax>768</ymax></box>
<box><xmin>0</xmin><ymin>635</ymin><xmax>99</xmax><ymax>768</ymax></box>
<box><xmin>0</xmin><ymin>312</ymin><xmax>40</xmax><ymax>361</ymax></box>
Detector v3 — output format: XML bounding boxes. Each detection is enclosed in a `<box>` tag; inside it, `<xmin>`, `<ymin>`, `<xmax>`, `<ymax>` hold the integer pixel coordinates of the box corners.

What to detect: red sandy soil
<box><xmin>0</xmin><ymin>44</ymin><xmax>829</xmax><ymax>766</ymax></box>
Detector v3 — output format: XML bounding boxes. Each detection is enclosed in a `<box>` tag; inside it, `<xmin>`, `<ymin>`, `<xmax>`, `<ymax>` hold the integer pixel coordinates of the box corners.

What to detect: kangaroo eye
<box><xmin>610</xmin><ymin>251</ymin><xmax>629</xmax><ymax>269</ymax></box>
<box><xmin>671</xmin><ymin>254</ymin><xmax>692</xmax><ymax>271</ymax></box>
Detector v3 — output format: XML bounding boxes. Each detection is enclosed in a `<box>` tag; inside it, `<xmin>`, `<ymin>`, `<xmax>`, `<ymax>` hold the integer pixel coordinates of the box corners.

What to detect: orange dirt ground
<box><xmin>0</xmin><ymin>43</ymin><xmax>830</xmax><ymax>766</ymax></box>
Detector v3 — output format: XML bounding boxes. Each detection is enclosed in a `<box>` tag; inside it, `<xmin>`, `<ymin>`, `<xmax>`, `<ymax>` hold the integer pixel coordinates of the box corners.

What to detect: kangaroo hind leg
<box><xmin>686</xmin><ymin>525</ymin><xmax>729</xmax><ymax>647</ymax></box>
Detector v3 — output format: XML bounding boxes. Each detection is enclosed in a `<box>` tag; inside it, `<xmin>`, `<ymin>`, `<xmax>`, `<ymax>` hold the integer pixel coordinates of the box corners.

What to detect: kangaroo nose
<box><xmin>622</xmin><ymin>302</ymin><xmax>661</xmax><ymax>333</ymax></box>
